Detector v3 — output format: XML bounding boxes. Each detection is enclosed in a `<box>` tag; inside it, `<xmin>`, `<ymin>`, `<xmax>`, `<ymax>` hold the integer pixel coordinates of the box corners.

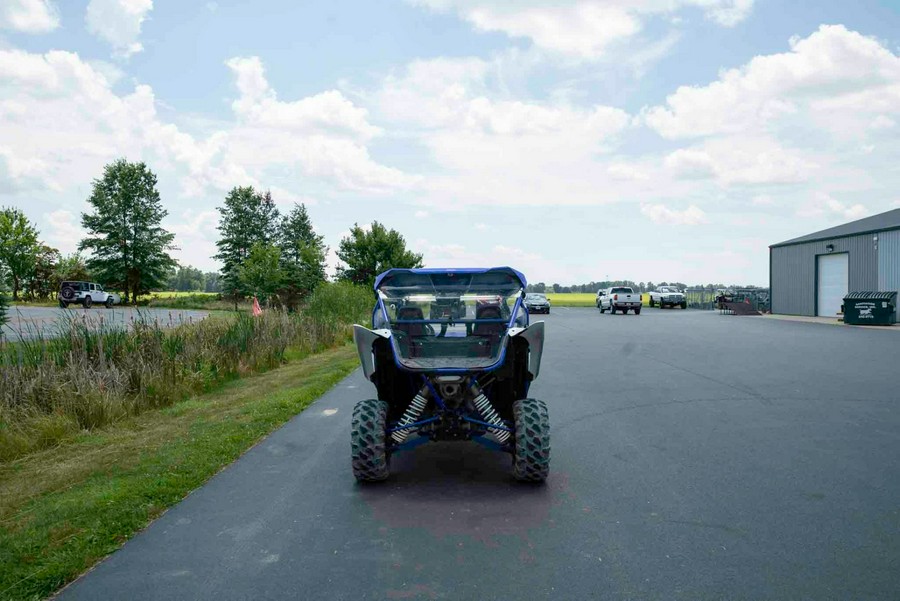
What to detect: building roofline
<box><xmin>769</xmin><ymin>208</ymin><xmax>900</xmax><ymax>248</ymax></box>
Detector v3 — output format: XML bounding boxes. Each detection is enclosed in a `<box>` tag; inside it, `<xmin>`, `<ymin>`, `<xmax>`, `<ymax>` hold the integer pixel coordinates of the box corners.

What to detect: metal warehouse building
<box><xmin>770</xmin><ymin>208</ymin><xmax>900</xmax><ymax>322</ymax></box>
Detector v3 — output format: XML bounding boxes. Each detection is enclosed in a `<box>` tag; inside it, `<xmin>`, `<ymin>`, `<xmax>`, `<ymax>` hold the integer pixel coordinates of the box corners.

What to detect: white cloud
<box><xmin>44</xmin><ymin>209</ymin><xmax>85</xmax><ymax>254</ymax></box>
<box><xmin>406</xmin><ymin>1</ymin><xmax>753</xmax><ymax>60</ymax></box>
<box><xmin>870</xmin><ymin>115</ymin><xmax>896</xmax><ymax>129</ymax></box>
<box><xmin>0</xmin><ymin>0</ymin><xmax>59</xmax><ymax>33</ymax></box>
<box><xmin>85</xmin><ymin>0</ymin><xmax>153</xmax><ymax>58</ymax></box>
<box><xmin>607</xmin><ymin>162</ymin><xmax>650</xmax><ymax>181</ymax></box>
<box><xmin>664</xmin><ymin>148</ymin><xmax>714</xmax><ymax>179</ymax></box>
<box><xmin>225</xmin><ymin>57</ymin><xmax>381</xmax><ymax>140</ymax></box>
<box><xmin>797</xmin><ymin>192</ymin><xmax>868</xmax><ymax>220</ymax></box>
<box><xmin>414</xmin><ymin>210</ymin><xmax>430</xmax><ymax>219</ymax></box>
<box><xmin>669</xmin><ymin>137</ymin><xmax>817</xmax><ymax>185</ymax></box>
<box><xmin>752</xmin><ymin>194</ymin><xmax>774</xmax><ymax>206</ymax></box>
<box><xmin>376</xmin><ymin>56</ymin><xmax>633</xmax><ymax>205</ymax></box>
<box><xmin>644</xmin><ymin>25</ymin><xmax>900</xmax><ymax>140</ymax></box>
<box><xmin>640</xmin><ymin>203</ymin><xmax>709</xmax><ymax>225</ymax></box>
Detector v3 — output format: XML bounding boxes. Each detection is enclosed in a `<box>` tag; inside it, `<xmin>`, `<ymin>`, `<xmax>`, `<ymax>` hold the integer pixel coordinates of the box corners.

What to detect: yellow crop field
<box><xmin>544</xmin><ymin>293</ymin><xmax>596</xmax><ymax>307</ymax></box>
<box><xmin>545</xmin><ymin>292</ymin><xmax>651</xmax><ymax>307</ymax></box>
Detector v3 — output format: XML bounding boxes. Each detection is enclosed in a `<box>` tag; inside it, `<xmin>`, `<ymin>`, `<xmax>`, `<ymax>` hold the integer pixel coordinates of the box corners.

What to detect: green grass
<box><xmin>0</xmin><ymin>344</ymin><xmax>359</xmax><ymax>601</ymax></box>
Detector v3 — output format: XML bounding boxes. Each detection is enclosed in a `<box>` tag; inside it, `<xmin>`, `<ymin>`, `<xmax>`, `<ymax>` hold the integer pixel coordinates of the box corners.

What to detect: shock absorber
<box><xmin>469</xmin><ymin>382</ymin><xmax>511</xmax><ymax>443</ymax></box>
<box><xmin>392</xmin><ymin>386</ymin><xmax>429</xmax><ymax>444</ymax></box>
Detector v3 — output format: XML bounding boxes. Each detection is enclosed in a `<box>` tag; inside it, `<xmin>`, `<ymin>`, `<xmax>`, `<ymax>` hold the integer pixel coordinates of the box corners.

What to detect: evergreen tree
<box><xmin>0</xmin><ymin>207</ymin><xmax>40</xmax><ymax>301</ymax></box>
<box><xmin>278</xmin><ymin>203</ymin><xmax>327</xmax><ymax>306</ymax></box>
<box><xmin>214</xmin><ymin>187</ymin><xmax>280</xmax><ymax>298</ymax></box>
<box><xmin>79</xmin><ymin>159</ymin><xmax>177</xmax><ymax>303</ymax></box>
<box><xmin>336</xmin><ymin>221</ymin><xmax>423</xmax><ymax>287</ymax></box>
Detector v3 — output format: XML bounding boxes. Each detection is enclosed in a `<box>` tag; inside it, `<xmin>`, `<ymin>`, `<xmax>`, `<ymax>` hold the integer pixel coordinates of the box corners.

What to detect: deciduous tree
<box><xmin>0</xmin><ymin>207</ymin><xmax>40</xmax><ymax>301</ymax></box>
<box><xmin>238</xmin><ymin>242</ymin><xmax>283</xmax><ymax>303</ymax></box>
<box><xmin>336</xmin><ymin>221</ymin><xmax>422</xmax><ymax>287</ymax></box>
<box><xmin>79</xmin><ymin>159</ymin><xmax>177</xmax><ymax>303</ymax></box>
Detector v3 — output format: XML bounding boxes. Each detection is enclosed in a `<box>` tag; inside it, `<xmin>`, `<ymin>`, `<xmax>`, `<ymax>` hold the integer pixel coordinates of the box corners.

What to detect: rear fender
<box><xmin>508</xmin><ymin>321</ymin><xmax>545</xmax><ymax>380</ymax></box>
<box><xmin>353</xmin><ymin>325</ymin><xmax>392</xmax><ymax>381</ymax></box>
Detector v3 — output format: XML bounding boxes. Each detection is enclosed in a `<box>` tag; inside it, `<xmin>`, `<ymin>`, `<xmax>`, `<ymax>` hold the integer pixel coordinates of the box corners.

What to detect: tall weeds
<box><xmin>0</xmin><ymin>282</ymin><xmax>373</xmax><ymax>461</ymax></box>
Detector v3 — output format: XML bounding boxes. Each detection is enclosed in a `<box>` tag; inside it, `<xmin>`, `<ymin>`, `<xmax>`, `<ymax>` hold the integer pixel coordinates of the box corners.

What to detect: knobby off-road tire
<box><xmin>351</xmin><ymin>399</ymin><xmax>390</xmax><ymax>482</ymax></box>
<box><xmin>512</xmin><ymin>398</ymin><xmax>550</xmax><ymax>482</ymax></box>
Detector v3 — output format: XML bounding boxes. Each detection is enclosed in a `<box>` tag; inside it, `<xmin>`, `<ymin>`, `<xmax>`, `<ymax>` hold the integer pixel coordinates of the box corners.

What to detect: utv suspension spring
<box><xmin>392</xmin><ymin>390</ymin><xmax>429</xmax><ymax>444</ymax></box>
<box><xmin>471</xmin><ymin>389</ymin><xmax>511</xmax><ymax>443</ymax></box>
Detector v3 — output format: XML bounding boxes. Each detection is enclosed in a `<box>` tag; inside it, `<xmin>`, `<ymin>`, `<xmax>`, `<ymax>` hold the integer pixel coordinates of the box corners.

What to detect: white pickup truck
<box><xmin>649</xmin><ymin>286</ymin><xmax>687</xmax><ymax>309</ymax></box>
<box><xmin>597</xmin><ymin>287</ymin><xmax>642</xmax><ymax>315</ymax></box>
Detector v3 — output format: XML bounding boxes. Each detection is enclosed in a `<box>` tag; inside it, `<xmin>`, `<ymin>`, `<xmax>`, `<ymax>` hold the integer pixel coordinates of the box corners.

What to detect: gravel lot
<box><xmin>60</xmin><ymin>308</ymin><xmax>900</xmax><ymax>600</ymax></box>
<box><xmin>3</xmin><ymin>306</ymin><xmax>210</xmax><ymax>340</ymax></box>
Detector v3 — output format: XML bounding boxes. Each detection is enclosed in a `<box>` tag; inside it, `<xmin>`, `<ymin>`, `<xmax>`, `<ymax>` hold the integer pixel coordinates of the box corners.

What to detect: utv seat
<box><xmin>473</xmin><ymin>305</ymin><xmax>506</xmax><ymax>353</ymax></box>
<box><xmin>395</xmin><ymin>306</ymin><xmax>427</xmax><ymax>337</ymax></box>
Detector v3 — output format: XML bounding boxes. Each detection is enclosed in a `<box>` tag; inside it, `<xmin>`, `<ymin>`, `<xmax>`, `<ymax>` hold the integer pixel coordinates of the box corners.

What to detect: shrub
<box><xmin>0</xmin><ymin>283</ymin><xmax>371</xmax><ymax>461</ymax></box>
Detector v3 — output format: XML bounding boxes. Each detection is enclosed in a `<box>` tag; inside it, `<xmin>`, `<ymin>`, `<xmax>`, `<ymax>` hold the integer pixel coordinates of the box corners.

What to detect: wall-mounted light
<box><xmin>825</xmin><ymin>244</ymin><xmax>834</xmax><ymax>252</ymax></box>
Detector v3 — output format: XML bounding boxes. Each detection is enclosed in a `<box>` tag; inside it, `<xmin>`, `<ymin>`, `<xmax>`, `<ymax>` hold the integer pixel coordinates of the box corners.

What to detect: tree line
<box><xmin>527</xmin><ymin>281</ymin><xmax>744</xmax><ymax>293</ymax></box>
<box><xmin>0</xmin><ymin>158</ymin><xmax>423</xmax><ymax>317</ymax></box>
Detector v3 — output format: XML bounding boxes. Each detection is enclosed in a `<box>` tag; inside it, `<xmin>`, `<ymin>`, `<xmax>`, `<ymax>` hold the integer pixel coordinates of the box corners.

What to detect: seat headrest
<box><xmin>476</xmin><ymin>305</ymin><xmax>502</xmax><ymax>319</ymax></box>
<box><xmin>398</xmin><ymin>306</ymin><xmax>425</xmax><ymax>320</ymax></box>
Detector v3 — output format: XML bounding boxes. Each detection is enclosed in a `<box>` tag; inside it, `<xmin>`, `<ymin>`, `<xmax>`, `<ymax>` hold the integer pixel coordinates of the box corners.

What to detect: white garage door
<box><xmin>817</xmin><ymin>253</ymin><xmax>848</xmax><ymax>317</ymax></box>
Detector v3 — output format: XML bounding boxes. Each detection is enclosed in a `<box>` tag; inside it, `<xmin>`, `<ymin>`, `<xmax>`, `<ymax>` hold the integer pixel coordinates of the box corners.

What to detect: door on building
<box><xmin>817</xmin><ymin>253</ymin><xmax>848</xmax><ymax>317</ymax></box>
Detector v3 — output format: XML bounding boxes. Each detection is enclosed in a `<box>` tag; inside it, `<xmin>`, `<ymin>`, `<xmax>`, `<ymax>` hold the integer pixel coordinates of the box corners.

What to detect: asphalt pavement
<box><xmin>59</xmin><ymin>308</ymin><xmax>900</xmax><ymax>600</ymax></box>
<box><xmin>2</xmin><ymin>306</ymin><xmax>209</xmax><ymax>340</ymax></box>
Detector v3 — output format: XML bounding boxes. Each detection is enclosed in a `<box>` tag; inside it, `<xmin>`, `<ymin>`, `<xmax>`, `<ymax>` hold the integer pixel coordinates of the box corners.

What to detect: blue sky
<box><xmin>2</xmin><ymin>0</ymin><xmax>900</xmax><ymax>285</ymax></box>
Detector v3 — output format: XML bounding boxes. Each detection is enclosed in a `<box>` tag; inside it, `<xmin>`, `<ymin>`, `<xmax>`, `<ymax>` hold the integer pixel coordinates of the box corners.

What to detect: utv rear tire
<box><xmin>513</xmin><ymin>398</ymin><xmax>550</xmax><ymax>482</ymax></box>
<box><xmin>351</xmin><ymin>399</ymin><xmax>390</xmax><ymax>482</ymax></box>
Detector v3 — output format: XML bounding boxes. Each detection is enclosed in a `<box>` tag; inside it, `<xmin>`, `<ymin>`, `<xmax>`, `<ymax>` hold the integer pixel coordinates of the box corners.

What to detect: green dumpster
<box><xmin>842</xmin><ymin>291</ymin><xmax>898</xmax><ymax>326</ymax></box>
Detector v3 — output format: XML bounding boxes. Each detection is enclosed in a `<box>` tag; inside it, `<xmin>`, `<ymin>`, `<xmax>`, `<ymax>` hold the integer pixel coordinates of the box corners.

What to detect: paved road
<box><xmin>2</xmin><ymin>306</ymin><xmax>209</xmax><ymax>340</ymax></box>
<box><xmin>60</xmin><ymin>309</ymin><xmax>900</xmax><ymax>600</ymax></box>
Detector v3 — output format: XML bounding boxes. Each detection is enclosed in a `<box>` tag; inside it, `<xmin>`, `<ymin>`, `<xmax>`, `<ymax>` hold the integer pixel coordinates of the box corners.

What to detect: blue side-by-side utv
<box><xmin>351</xmin><ymin>267</ymin><xmax>549</xmax><ymax>482</ymax></box>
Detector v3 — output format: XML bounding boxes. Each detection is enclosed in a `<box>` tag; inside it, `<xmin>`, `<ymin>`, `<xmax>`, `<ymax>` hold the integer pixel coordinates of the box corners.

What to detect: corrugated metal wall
<box><xmin>771</xmin><ymin>234</ymin><xmax>879</xmax><ymax>316</ymax></box>
<box><xmin>877</xmin><ymin>229</ymin><xmax>900</xmax><ymax>322</ymax></box>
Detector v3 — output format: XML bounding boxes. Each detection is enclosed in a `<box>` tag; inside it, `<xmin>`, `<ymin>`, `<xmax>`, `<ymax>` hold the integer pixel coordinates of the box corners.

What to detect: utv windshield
<box><xmin>374</xmin><ymin>268</ymin><xmax>527</xmax><ymax>371</ymax></box>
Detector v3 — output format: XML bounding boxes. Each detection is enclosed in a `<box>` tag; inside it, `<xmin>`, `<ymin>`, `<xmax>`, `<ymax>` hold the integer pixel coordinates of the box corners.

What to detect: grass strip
<box><xmin>0</xmin><ymin>344</ymin><xmax>359</xmax><ymax>601</ymax></box>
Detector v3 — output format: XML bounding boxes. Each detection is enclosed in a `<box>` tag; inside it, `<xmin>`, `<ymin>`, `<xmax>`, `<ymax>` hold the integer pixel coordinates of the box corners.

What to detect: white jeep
<box><xmin>58</xmin><ymin>281</ymin><xmax>120</xmax><ymax>309</ymax></box>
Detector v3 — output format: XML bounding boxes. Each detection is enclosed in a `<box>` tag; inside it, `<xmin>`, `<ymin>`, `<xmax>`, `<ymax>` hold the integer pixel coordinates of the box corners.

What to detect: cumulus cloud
<box><xmin>644</xmin><ymin>25</ymin><xmax>900</xmax><ymax>140</ymax></box>
<box><xmin>44</xmin><ymin>209</ymin><xmax>85</xmax><ymax>254</ymax></box>
<box><xmin>0</xmin><ymin>47</ymin><xmax>414</xmax><ymax>204</ymax></box>
<box><xmin>376</xmin><ymin>55</ymin><xmax>632</xmax><ymax>205</ymax></box>
<box><xmin>640</xmin><ymin>203</ymin><xmax>709</xmax><ymax>225</ymax></box>
<box><xmin>0</xmin><ymin>0</ymin><xmax>59</xmax><ymax>33</ymax></box>
<box><xmin>85</xmin><ymin>0</ymin><xmax>153</xmax><ymax>58</ymax></box>
<box><xmin>607</xmin><ymin>162</ymin><xmax>650</xmax><ymax>181</ymax></box>
<box><xmin>406</xmin><ymin>0</ymin><xmax>754</xmax><ymax>60</ymax></box>
<box><xmin>797</xmin><ymin>192</ymin><xmax>868</xmax><ymax>220</ymax></box>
